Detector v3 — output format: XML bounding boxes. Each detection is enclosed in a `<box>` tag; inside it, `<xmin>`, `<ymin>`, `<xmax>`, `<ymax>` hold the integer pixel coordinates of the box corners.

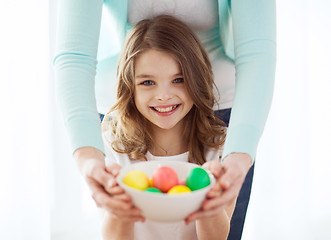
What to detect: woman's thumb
<box><xmin>106</xmin><ymin>163</ymin><xmax>121</xmax><ymax>177</ymax></box>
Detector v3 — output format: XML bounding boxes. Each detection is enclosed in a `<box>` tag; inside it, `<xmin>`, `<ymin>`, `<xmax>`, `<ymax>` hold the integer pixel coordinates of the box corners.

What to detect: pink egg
<box><xmin>152</xmin><ymin>166</ymin><xmax>178</xmax><ymax>192</ymax></box>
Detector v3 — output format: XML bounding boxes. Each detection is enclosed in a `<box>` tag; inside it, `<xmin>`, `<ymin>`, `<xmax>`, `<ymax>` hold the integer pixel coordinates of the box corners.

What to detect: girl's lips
<box><xmin>150</xmin><ymin>104</ymin><xmax>180</xmax><ymax>115</ymax></box>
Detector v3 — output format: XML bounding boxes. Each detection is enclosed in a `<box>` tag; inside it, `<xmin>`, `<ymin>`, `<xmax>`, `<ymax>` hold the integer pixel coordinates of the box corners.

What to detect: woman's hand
<box><xmin>185</xmin><ymin>153</ymin><xmax>251</xmax><ymax>223</ymax></box>
<box><xmin>74</xmin><ymin>147</ymin><xmax>145</xmax><ymax>222</ymax></box>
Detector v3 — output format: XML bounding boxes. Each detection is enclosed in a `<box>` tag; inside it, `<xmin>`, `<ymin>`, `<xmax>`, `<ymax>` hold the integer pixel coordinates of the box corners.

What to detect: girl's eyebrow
<box><xmin>135</xmin><ymin>73</ymin><xmax>183</xmax><ymax>79</ymax></box>
<box><xmin>173</xmin><ymin>72</ymin><xmax>183</xmax><ymax>77</ymax></box>
<box><xmin>135</xmin><ymin>74</ymin><xmax>154</xmax><ymax>79</ymax></box>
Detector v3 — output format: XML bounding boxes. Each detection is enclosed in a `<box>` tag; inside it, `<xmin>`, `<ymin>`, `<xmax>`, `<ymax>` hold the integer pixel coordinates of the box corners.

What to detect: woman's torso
<box><xmin>128</xmin><ymin>0</ymin><xmax>219</xmax><ymax>32</ymax></box>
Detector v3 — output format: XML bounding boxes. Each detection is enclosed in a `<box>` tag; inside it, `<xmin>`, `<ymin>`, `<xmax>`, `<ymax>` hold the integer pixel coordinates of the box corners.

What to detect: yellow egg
<box><xmin>167</xmin><ymin>185</ymin><xmax>191</xmax><ymax>195</ymax></box>
<box><xmin>123</xmin><ymin>170</ymin><xmax>149</xmax><ymax>190</ymax></box>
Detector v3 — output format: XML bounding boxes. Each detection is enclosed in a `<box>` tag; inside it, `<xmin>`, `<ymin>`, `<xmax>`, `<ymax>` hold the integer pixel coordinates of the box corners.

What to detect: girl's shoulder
<box><xmin>205</xmin><ymin>145</ymin><xmax>223</xmax><ymax>162</ymax></box>
<box><xmin>204</xmin><ymin>131</ymin><xmax>226</xmax><ymax>162</ymax></box>
<box><xmin>101</xmin><ymin>111</ymin><xmax>123</xmax><ymax>144</ymax></box>
<box><xmin>101</xmin><ymin>113</ymin><xmax>127</xmax><ymax>165</ymax></box>
<box><xmin>101</xmin><ymin>112</ymin><xmax>115</xmax><ymax>133</ymax></box>
<box><xmin>101</xmin><ymin>113</ymin><xmax>116</xmax><ymax>144</ymax></box>
<box><xmin>102</xmin><ymin>112</ymin><xmax>147</xmax><ymax>166</ymax></box>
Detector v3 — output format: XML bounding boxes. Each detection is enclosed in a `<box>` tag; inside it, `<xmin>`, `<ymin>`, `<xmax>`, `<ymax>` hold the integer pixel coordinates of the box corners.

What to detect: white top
<box><xmin>128</xmin><ymin>0</ymin><xmax>219</xmax><ymax>32</ymax></box>
<box><xmin>102</xmin><ymin>126</ymin><xmax>223</xmax><ymax>240</ymax></box>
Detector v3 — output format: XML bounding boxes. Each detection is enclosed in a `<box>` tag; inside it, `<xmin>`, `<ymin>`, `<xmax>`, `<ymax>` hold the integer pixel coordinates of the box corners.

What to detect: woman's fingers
<box><xmin>185</xmin><ymin>208</ymin><xmax>219</xmax><ymax>224</ymax></box>
<box><xmin>105</xmin><ymin>202</ymin><xmax>145</xmax><ymax>222</ymax></box>
<box><xmin>205</xmin><ymin>173</ymin><xmax>242</xmax><ymax>210</ymax></box>
<box><xmin>86</xmin><ymin>162</ymin><xmax>144</xmax><ymax>222</ymax></box>
<box><xmin>110</xmin><ymin>207</ymin><xmax>143</xmax><ymax>218</ymax></box>
<box><xmin>186</xmin><ymin>156</ymin><xmax>250</xmax><ymax>224</ymax></box>
<box><xmin>106</xmin><ymin>163</ymin><xmax>122</xmax><ymax>177</ymax></box>
<box><xmin>86</xmin><ymin>161</ymin><xmax>118</xmax><ymax>192</ymax></box>
<box><xmin>74</xmin><ymin>151</ymin><xmax>143</xmax><ymax>222</ymax></box>
<box><xmin>89</xmin><ymin>181</ymin><xmax>132</xmax><ymax>211</ymax></box>
<box><xmin>185</xmin><ymin>195</ymin><xmax>236</xmax><ymax>225</ymax></box>
<box><xmin>108</xmin><ymin>185</ymin><xmax>126</xmax><ymax>196</ymax></box>
<box><xmin>203</xmin><ymin>189</ymin><xmax>235</xmax><ymax>210</ymax></box>
<box><xmin>203</xmin><ymin>160</ymin><xmax>224</xmax><ymax>179</ymax></box>
<box><xmin>89</xmin><ymin>180</ymin><xmax>144</xmax><ymax>222</ymax></box>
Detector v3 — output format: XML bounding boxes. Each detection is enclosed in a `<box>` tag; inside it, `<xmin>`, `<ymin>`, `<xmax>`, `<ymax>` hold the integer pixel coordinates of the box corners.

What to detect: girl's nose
<box><xmin>156</xmin><ymin>85</ymin><xmax>173</xmax><ymax>101</ymax></box>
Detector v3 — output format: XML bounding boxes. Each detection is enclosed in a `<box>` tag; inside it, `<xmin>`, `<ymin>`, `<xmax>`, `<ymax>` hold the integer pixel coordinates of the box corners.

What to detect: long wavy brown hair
<box><xmin>102</xmin><ymin>15</ymin><xmax>226</xmax><ymax>165</ymax></box>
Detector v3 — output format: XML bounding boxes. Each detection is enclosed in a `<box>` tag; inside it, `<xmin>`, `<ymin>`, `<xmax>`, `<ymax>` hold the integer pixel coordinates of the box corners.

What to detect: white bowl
<box><xmin>117</xmin><ymin>160</ymin><xmax>215</xmax><ymax>222</ymax></box>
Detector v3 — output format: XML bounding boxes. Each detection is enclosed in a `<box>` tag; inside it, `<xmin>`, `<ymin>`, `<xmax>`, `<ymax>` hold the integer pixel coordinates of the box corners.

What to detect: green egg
<box><xmin>186</xmin><ymin>168</ymin><xmax>210</xmax><ymax>191</ymax></box>
<box><xmin>144</xmin><ymin>187</ymin><xmax>162</xmax><ymax>194</ymax></box>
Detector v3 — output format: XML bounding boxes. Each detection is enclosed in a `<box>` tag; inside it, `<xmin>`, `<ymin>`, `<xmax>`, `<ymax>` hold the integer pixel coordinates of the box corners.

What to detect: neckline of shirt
<box><xmin>146</xmin><ymin>151</ymin><xmax>189</xmax><ymax>162</ymax></box>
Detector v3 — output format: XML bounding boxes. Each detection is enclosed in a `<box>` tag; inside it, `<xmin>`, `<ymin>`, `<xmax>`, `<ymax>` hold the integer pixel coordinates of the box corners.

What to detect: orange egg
<box><xmin>148</xmin><ymin>178</ymin><xmax>153</xmax><ymax>187</ymax></box>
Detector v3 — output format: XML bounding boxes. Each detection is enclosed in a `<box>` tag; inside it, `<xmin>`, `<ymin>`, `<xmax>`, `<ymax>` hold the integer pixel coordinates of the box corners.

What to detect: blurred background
<box><xmin>1</xmin><ymin>0</ymin><xmax>330</xmax><ymax>239</ymax></box>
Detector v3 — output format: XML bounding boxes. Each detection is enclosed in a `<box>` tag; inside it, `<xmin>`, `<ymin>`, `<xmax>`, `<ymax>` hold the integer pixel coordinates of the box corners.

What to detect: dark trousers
<box><xmin>100</xmin><ymin>110</ymin><xmax>254</xmax><ymax>240</ymax></box>
<box><xmin>215</xmin><ymin>109</ymin><xmax>254</xmax><ymax>240</ymax></box>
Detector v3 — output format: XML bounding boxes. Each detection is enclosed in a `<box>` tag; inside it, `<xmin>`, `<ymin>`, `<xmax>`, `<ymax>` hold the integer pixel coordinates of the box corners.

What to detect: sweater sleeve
<box><xmin>53</xmin><ymin>0</ymin><xmax>105</xmax><ymax>153</ymax></box>
<box><xmin>221</xmin><ymin>0</ymin><xmax>277</xmax><ymax>162</ymax></box>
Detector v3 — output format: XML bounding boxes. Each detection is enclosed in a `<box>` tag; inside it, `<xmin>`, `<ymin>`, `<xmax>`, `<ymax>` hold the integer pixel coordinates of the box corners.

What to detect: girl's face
<box><xmin>134</xmin><ymin>49</ymin><xmax>194</xmax><ymax>132</ymax></box>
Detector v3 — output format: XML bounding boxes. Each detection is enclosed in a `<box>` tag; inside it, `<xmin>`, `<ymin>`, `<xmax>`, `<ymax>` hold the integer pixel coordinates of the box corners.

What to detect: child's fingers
<box><xmin>117</xmin><ymin>216</ymin><xmax>146</xmax><ymax>223</ymax></box>
<box><xmin>111</xmin><ymin>207</ymin><xmax>141</xmax><ymax>217</ymax></box>
<box><xmin>111</xmin><ymin>214</ymin><xmax>145</xmax><ymax>223</ymax></box>
<box><xmin>202</xmin><ymin>161</ymin><xmax>212</xmax><ymax>169</ymax></box>
<box><xmin>110</xmin><ymin>207</ymin><xmax>144</xmax><ymax>220</ymax></box>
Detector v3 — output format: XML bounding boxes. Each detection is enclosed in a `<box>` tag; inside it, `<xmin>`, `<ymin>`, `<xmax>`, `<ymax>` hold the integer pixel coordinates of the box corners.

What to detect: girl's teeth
<box><xmin>154</xmin><ymin>105</ymin><xmax>177</xmax><ymax>112</ymax></box>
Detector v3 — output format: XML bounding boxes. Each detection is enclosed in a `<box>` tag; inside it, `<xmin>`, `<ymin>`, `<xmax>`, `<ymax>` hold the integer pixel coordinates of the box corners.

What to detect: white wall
<box><xmin>243</xmin><ymin>1</ymin><xmax>331</xmax><ymax>239</ymax></box>
<box><xmin>1</xmin><ymin>0</ymin><xmax>330</xmax><ymax>239</ymax></box>
<box><xmin>0</xmin><ymin>1</ymin><xmax>51</xmax><ymax>239</ymax></box>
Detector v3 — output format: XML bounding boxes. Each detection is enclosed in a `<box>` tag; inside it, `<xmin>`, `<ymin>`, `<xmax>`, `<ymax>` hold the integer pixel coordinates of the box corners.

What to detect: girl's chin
<box><xmin>151</xmin><ymin>121</ymin><xmax>183</xmax><ymax>131</ymax></box>
<box><xmin>153</xmin><ymin>124</ymin><xmax>176</xmax><ymax>130</ymax></box>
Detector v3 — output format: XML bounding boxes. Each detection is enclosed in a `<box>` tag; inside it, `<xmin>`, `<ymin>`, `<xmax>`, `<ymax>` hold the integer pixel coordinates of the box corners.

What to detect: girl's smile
<box><xmin>150</xmin><ymin>104</ymin><xmax>181</xmax><ymax>115</ymax></box>
<box><xmin>134</xmin><ymin>49</ymin><xmax>194</xmax><ymax>132</ymax></box>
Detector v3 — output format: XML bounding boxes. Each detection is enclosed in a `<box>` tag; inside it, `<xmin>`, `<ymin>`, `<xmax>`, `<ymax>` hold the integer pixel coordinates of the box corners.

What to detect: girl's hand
<box><xmin>185</xmin><ymin>153</ymin><xmax>251</xmax><ymax>223</ymax></box>
<box><xmin>74</xmin><ymin>147</ymin><xmax>145</xmax><ymax>222</ymax></box>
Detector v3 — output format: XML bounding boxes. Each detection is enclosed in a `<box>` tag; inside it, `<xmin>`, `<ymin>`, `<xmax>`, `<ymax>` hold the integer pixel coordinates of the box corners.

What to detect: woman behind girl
<box><xmin>101</xmin><ymin>15</ymin><xmax>235</xmax><ymax>240</ymax></box>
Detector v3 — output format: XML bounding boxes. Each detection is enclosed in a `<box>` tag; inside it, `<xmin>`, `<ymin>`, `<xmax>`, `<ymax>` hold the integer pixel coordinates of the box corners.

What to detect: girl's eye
<box><xmin>140</xmin><ymin>80</ymin><xmax>154</xmax><ymax>86</ymax></box>
<box><xmin>173</xmin><ymin>78</ymin><xmax>184</xmax><ymax>83</ymax></box>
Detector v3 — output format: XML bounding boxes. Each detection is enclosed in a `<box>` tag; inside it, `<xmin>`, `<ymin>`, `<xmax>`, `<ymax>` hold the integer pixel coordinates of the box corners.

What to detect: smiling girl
<box><xmin>101</xmin><ymin>15</ymin><xmax>235</xmax><ymax>240</ymax></box>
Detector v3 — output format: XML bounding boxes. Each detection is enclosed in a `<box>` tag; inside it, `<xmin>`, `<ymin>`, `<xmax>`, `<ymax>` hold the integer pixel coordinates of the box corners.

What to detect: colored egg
<box><xmin>152</xmin><ymin>166</ymin><xmax>178</xmax><ymax>192</ymax></box>
<box><xmin>148</xmin><ymin>178</ymin><xmax>153</xmax><ymax>187</ymax></box>
<box><xmin>167</xmin><ymin>185</ymin><xmax>191</xmax><ymax>194</ymax></box>
<box><xmin>186</xmin><ymin>168</ymin><xmax>210</xmax><ymax>191</ymax></box>
<box><xmin>123</xmin><ymin>170</ymin><xmax>149</xmax><ymax>190</ymax></box>
<box><xmin>145</xmin><ymin>187</ymin><xmax>162</xmax><ymax>194</ymax></box>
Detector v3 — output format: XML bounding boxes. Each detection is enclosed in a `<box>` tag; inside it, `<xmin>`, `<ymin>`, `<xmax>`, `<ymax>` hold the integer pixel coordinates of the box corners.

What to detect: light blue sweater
<box><xmin>53</xmin><ymin>0</ymin><xmax>276</xmax><ymax>161</ymax></box>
